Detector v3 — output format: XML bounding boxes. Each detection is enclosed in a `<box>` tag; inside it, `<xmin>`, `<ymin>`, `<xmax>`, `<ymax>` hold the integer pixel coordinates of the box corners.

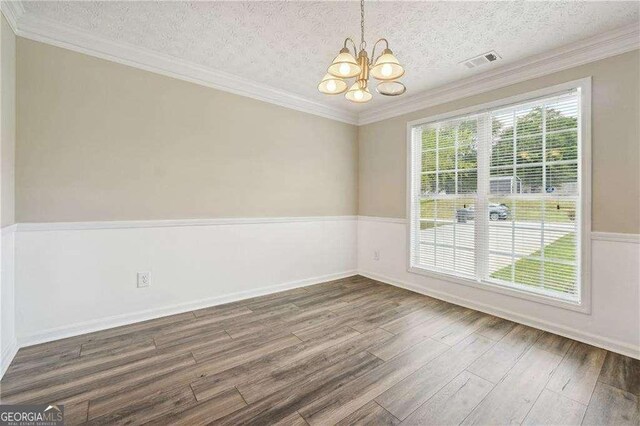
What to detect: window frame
<box><xmin>406</xmin><ymin>78</ymin><xmax>592</xmax><ymax>314</ymax></box>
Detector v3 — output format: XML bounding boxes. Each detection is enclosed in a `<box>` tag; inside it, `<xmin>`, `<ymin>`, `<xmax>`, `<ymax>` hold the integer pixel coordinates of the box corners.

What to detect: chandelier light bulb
<box><xmin>371</xmin><ymin>48</ymin><xmax>405</xmax><ymax>81</ymax></box>
<box><xmin>328</xmin><ymin>48</ymin><xmax>361</xmax><ymax>78</ymax></box>
<box><xmin>381</xmin><ymin>63</ymin><xmax>393</xmax><ymax>77</ymax></box>
<box><xmin>317</xmin><ymin>73</ymin><xmax>348</xmax><ymax>95</ymax></box>
<box><xmin>345</xmin><ymin>81</ymin><xmax>372</xmax><ymax>103</ymax></box>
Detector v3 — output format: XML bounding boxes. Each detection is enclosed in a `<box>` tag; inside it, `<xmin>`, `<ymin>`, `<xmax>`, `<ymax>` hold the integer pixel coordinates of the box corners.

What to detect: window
<box><xmin>408</xmin><ymin>80</ymin><xmax>590</xmax><ymax>308</ymax></box>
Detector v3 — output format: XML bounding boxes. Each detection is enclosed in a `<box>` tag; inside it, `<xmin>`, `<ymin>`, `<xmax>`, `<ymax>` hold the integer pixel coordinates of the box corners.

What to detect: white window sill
<box><xmin>408</xmin><ymin>265</ymin><xmax>590</xmax><ymax>314</ymax></box>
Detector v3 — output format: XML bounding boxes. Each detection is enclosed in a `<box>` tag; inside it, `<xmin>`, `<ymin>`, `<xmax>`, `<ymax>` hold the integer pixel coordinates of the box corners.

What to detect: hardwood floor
<box><xmin>1</xmin><ymin>275</ymin><xmax>638</xmax><ymax>425</ymax></box>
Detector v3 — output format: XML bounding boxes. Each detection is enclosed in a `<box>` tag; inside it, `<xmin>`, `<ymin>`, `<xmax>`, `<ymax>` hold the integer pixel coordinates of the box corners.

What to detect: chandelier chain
<box><xmin>360</xmin><ymin>0</ymin><xmax>365</xmax><ymax>49</ymax></box>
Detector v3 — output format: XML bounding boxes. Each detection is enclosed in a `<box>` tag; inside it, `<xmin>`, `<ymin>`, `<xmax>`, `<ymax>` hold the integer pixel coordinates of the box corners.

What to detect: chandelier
<box><xmin>318</xmin><ymin>0</ymin><xmax>406</xmax><ymax>103</ymax></box>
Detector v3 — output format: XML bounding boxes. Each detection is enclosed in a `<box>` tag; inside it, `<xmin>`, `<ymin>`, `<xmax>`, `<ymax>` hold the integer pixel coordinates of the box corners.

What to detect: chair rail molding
<box><xmin>591</xmin><ymin>231</ymin><xmax>640</xmax><ymax>244</ymax></box>
<box><xmin>15</xmin><ymin>216</ymin><xmax>358</xmax><ymax>232</ymax></box>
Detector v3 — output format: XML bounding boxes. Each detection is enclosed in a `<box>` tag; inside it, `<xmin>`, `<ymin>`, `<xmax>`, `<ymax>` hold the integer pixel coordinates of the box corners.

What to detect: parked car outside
<box><xmin>456</xmin><ymin>203</ymin><xmax>510</xmax><ymax>223</ymax></box>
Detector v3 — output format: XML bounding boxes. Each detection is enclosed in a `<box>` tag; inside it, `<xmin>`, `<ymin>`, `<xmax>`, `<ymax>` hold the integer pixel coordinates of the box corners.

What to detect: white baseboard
<box><xmin>0</xmin><ymin>337</ymin><xmax>18</xmax><ymax>378</ymax></box>
<box><xmin>18</xmin><ymin>270</ymin><xmax>357</xmax><ymax>348</ymax></box>
<box><xmin>8</xmin><ymin>266</ymin><xmax>640</xmax><ymax>362</ymax></box>
<box><xmin>360</xmin><ymin>270</ymin><xmax>640</xmax><ymax>360</ymax></box>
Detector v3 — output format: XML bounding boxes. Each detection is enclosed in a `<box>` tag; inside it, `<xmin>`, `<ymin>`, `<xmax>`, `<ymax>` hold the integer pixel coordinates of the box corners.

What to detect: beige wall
<box><xmin>16</xmin><ymin>39</ymin><xmax>358</xmax><ymax>222</ymax></box>
<box><xmin>13</xmin><ymin>37</ymin><xmax>640</xmax><ymax>232</ymax></box>
<box><xmin>1</xmin><ymin>15</ymin><xmax>16</xmax><ymax>227</ymax></box>
<box><xmin>359</xmin><ymin>50</ymin><xmax>640</xmax><ymax>234</ymax></box>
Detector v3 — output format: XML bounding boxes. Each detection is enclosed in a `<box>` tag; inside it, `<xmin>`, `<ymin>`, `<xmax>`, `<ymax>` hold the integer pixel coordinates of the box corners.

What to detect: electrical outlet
<box><xmin>137</xmin><ymin>272</ymin><xmax>150</xmax><ymax>288</ymax></box>
<box><xmin>373</xmin><ymin>250</ymin><xmax>380</xmax><ymax>261</ymax></box>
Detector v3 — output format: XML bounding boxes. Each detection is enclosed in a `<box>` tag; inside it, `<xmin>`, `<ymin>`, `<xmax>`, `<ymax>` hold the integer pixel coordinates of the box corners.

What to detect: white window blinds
<box><xmin>412</xmin><ymin>117</ymin><xmax>480</xmax><ymax>279</ymax></box>
<box><xmin>409</xmin><ymin>89</ymin><xmax>583</xmax><ymax>303</ymax></box>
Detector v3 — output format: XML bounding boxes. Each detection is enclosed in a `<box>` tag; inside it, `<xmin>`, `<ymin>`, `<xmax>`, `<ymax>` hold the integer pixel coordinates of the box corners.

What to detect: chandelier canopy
<box><xmin>318</xmin><ymin>0</ymin><xmax>406</xmax><ymax>103</ymax></box>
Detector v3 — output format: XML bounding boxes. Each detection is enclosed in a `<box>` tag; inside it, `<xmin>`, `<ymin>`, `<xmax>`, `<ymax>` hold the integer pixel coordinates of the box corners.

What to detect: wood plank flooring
<box><xmin>1</xmin><ymin>275</ymin><xmax>638</xmax><ymax>425</ymax></box>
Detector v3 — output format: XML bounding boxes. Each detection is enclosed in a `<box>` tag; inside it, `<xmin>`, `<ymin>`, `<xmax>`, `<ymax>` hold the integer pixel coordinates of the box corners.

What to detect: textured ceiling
<box><xmin>21</xmin><ymin>1</ymin><xmax>640</xmax><ymax>112</ymax></box>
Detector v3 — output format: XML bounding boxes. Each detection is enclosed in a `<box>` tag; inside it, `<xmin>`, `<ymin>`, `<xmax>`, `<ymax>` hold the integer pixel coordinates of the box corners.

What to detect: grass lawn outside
<box><xmin>420</xmin><ymin>199</ymin><xmax>576</xmax><ymax>223</ymax></box>
<box><xmin>490</xmin><ymin>233</ymin><xmax>577</xmax><ymax>294</ymax></box>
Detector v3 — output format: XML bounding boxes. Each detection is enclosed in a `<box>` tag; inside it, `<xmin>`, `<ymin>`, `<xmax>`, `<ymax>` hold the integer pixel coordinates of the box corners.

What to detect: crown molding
<box><xmin>358</xmin><ymin>23</ymin><xmax>640</xmax><ymax>125</ymax></box>
<box><xmin>2</xmin><ymin>2</ymin><xmax>358</xmax><ymax>126</ymax></box>
<box><xmin>2</xmin><ymin>2</ymin><xmax>638</xmax><ymax>127</ymax></box>
<box><xmin>0</xmin><ymin>0</ymin><xmax>23</xmax><ymax>34</ymax></box>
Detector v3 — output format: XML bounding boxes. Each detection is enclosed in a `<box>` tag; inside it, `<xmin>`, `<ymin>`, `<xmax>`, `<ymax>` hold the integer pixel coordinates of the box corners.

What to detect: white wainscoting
<box><xmin>14</xmin><ymin>216</ymin><xmax>357</xmax><ymax>347</ymax></box>
<box><xmin>357</xmin><ymin>217</ymin><xmax>640</xmax><ymax>359</ymax></box>
<box><xmin>1</xmin><ymin>225</ymin><xmax>18</xmax><ymax>377</ymax></box>
<box><xmin>3</xmin><ymin>214</ymin><xmax>638</xmax><ymax>381</ymax></box>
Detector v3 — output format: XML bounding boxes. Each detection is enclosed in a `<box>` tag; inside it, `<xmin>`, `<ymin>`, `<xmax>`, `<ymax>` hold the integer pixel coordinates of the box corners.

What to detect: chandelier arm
<box><xmin>370</xmin><ymin>38</ymin><xmax>390</xmax><ymax>65</ymax></box>
<box><xmin>343</xmin><ymin>37</ymin><xmax>359</xmax><ymax>58</ymax></box>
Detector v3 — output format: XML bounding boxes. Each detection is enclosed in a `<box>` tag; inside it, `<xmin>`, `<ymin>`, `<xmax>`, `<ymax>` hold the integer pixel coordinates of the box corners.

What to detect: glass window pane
<box><xmin>488</xmin><ymin>197</ymin><xmax>512</xmax><ymax>254</ymax></box>
<box><xmin>435</xmin><ymin>199</ymin><xmax>456</xmax><ymax>225</ymax></box>
<box><xmin>438</xmin><ymin>124</ymin><xmax>456</xmax><ymax>148</ymax></box>
<box><xmin>456</xmin><ymin>249</ymin><xmax>476</xmax><ymax>277</ymax></box>
<box><xmin>492</xmin><ymin>110</ymin><xmax>514</xmax><ymax>139</ymax></box>
<box><xmin>422</xmin><ymin>128</ymin><xmax>437</xmax><ymax>150</ymax></box>
<box><xmin>545</xmin><ymin>98</ymin><xmax>578</xmax><ymax>132</ymax></box>
<box><xmin>438</xmin><ymin>148</ymin><xmax>455</xmax><ymax>171</ymax></box>
<box><xmin>457</xmin><ymin>170</ymin><xmax>477</xmax><ymax>194</ymax></box>
<box><xmin>489</xmin><ymin>253</ymin><xmax>514</xmax><ymax>282</ymax></box>
<box><xmin>454</xmin><ymin>199</ymin><xmax>475</xmax><ymax>224</ymax></box>
<box><xmin>422</xmin><ymin>150</ymin><xmax>436</xmax><ymax>172</ymax></box>
<box><xmin>421</xmin><ymin>173</ymin><xmax>436</xmax><ymax>196</ymax></box>
<box><xmin>451</xmin><ymin>199</ymin><xmax>477</xmax><ymax>276</ymax></box>
<box><xmin>421</xmin><ymin>199</ymin><xmax>435</xmax><ymax>220</ymax></box>
<box><xmin>458</xmin><ymin>120</ymin><xmax>477</xmax><ymax>146</ymax></box>
<box><xmin>514</xmin><ymin>200</ymin><xmax>542</xmax><ymax>223</ymax></box>
<box><xmin>516</xmin><ymin>165</ymin><xmax>543</xmax><ymax>194</ymax></box>
<box><xmin>435</xmin><ymin>224</ymin><xmax>454</xmax><ymax>247</ymax></box>
<box><xmin>513</xmin><ymin>258</ymin><xmax>543</xmax><ymax>288</ymax></box>
<box><xmin>543</xmin><ymin>199</ymin><xmax>577</xmax><ymax>225</ymax></box>
<box><xmin>457</xmin><ymin>144</ymin><xmax>477</xmax><ymax>170</ymax></box>
<box><xmin>455</xmin><ymin>224</ymin><xmax>475</xmax><ymax>250</ymax></box>
<box><xmin>546</xmin><ymin>163</ymin><xmax>578</xmax><ymax>194</ymax></box>
<box><xmin>490</xmin><ymin>138</ymin><xmax>514</xmax><ymax>168</ymax></box>
<box><xmin>417</xmin><ymin>243</ymin><xmax>435</xmax><ymax>268</ymax></box>
<box><xmin>544</xmin><ymin>231</ymin><xmax>576</xmax><ymax>262</ymax></box>
<box><xmin>435</xmin><ymin>246</ymin><xmax>455</xmax><ymax>270</ymax></box>
<box><xmin>514</xmin><ymin>227</ymin><xmax>542</xmax><ymax>258</ymax></box>
<box><xmin>546</xmin><ymin>131</ymin><xmax>577</xmax><ymax>162</ymax></box>
<box><xmin>516</xmin><ymin>106</ymin><xmax>543</xmax><ymax>136</ymax></box>
<box><xmin>543</xmin><ymin>261</ymin><xmax>577</xmax><ymax>294</ymax></box>
<box><xmin>419</xmin><ymin>220</ymin><xmax>436</xmax><ymax>244</ymax></box>
<box><xmin>490</xmin><ymin>168</ymin><xmax>515</xmax><ymax>195</ymax></box>
<box><xmin>516</xmin><ymin>135</ymin><xmax>543</xmax><ymax>165</ymax></box>
<box><xmin>438</xmin><ymin>172</ymin><xmax>455</xmax><ymax>194</ymax></box>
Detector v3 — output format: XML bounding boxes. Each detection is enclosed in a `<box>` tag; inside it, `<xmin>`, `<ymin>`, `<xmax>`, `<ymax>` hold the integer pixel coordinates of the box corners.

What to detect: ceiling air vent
<box><xmin>460</xmin><ymin>51</ymin><xmax>501</xmax><ymax>69</ymax></box>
